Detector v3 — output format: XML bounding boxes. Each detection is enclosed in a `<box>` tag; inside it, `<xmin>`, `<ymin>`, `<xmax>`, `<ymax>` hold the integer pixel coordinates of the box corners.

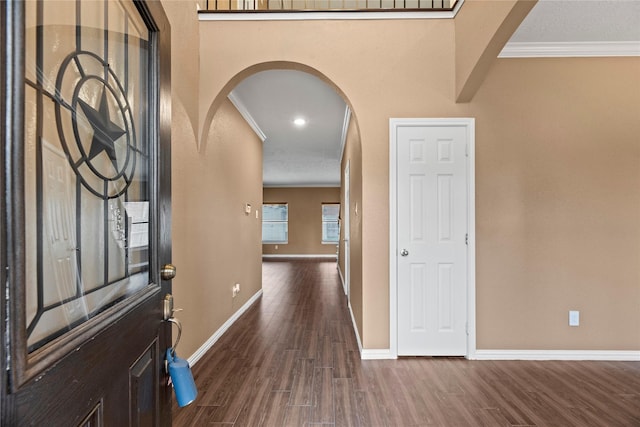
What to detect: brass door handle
<box><xmin>161</xmin><ymin>264</ymin><xmax>177</xmax><ymax>280</ymax></box>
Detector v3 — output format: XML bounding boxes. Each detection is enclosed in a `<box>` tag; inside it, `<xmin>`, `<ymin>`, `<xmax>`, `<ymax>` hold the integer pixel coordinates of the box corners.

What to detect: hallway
<box><xmin>173</xmin><ymin>259</ymin><xmax>640</xmax><ymax>426</ymax></box>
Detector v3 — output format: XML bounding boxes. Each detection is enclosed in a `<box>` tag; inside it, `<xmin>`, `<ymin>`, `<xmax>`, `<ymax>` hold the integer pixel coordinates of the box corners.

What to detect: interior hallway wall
<box><xmin>172</xmin><ymin>97</ymin><xmax>263</xmax><ymax>359</ymax></box>
<box><xmin>339</xmin><ymin>116</ymin><xmax>364</xmax><ymax>343</ymax></box>
<box><xmin>164</xmin><ymin>1</ymin><xmax>263</xmax><ymax>358</ymax></box>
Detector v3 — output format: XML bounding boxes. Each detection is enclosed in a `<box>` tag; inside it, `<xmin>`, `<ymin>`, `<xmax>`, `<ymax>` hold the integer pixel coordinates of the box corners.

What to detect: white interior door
<box><xmin>396</xmin><ymin>123</ymin><xmax>469</xmax><ymax>356</ymax></box>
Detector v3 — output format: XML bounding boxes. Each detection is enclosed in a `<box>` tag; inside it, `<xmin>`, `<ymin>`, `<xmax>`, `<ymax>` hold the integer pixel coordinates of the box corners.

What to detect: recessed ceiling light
<box><xmin>293</xmin><ymin>117</ymin><xmax>307</xmax><ymax>127</ymax></box>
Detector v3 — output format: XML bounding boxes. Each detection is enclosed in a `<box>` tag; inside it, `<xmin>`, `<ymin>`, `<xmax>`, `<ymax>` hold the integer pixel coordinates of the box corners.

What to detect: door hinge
<box><xmin>465</xmin><ymin>143</ymin><xmax>469</xmax><ymax>157</ymax></box>
<box><xmin>465</xmin><ymin>322</ymin><xmax>469</xmax><ymax>336</ymax></box>
<box><xmin>465</xmin><ymin>233</ymin><xmax>468</xmax><ymax>245</ymax></box>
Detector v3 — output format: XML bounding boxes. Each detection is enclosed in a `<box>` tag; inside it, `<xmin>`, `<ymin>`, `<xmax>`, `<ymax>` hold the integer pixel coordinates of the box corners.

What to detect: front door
<box><xmin>1</xmin><ymin>0</ymin><xmax>173</xmax><ymax>425</ymax></box>
<box><xmin>394</xmin><ymin>120</ymin><xmax>471</xmax><ymax>356</ymax></box>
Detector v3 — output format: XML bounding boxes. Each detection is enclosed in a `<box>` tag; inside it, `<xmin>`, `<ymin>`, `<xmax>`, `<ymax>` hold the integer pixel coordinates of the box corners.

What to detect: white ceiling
<box><xmin>508</xmin><ymin>0</ymin><xmax>640</xmax><ymax>43</ymax></box>
<box><xmin>229</xmin><ymin>1</ymin><xmax>640</xmax><ymax>187</ymax></box>
<box><xmin>230</xmin><ymin>70</ymin><xmax>347</xmax><ymax>187</ymax></box>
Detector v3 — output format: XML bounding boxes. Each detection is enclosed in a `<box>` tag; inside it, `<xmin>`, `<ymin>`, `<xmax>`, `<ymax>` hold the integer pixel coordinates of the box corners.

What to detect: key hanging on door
<box><xmin>165</xmin><ymin>316</ymin><xmax>198</xmax><ymax>407</ymax></box>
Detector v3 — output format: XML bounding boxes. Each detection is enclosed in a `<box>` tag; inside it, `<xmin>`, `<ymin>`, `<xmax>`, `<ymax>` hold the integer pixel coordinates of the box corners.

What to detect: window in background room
<box><xmin>262</xmin><ymin>203</ymin><xmax>288</xmax><ymax>243</ymax></box>
<box><xmin>322</xmin><ymin>203</ymin><xmax>340</xmax><ymax>244</ymax></box>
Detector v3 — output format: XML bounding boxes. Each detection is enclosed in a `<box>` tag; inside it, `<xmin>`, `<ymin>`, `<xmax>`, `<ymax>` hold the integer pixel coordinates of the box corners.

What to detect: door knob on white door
<box><xmin>400</xmin><ymin>249</ymin><xmax>409</xmax><ymax>256</ymax></box>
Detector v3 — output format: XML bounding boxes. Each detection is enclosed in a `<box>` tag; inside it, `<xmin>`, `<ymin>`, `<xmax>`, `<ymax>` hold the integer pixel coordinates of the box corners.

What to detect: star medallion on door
<box><xmin>77</xmin><ymin>86</ymin><xmax>126</xmax><ymax>173</ymax></box>
<box><xmin>55</xmin><ymin>51</ymin><xmax>139</xmax><ymax>199</ymax></box>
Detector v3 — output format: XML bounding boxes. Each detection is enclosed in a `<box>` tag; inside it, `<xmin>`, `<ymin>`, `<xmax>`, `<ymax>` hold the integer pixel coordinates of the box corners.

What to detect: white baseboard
<box><xmin>338</xmin><ymin>266</ymin><xmax>346</xmax><ymax>295</ymax></box>
<box><xmin>187</xmin><ymin>289</ymin><xmax>263</xmax><ymax>367</ymax></box>
<box><xmin>262</xmin><ymin>254</ymin><xmax>337</xmax><ymax>259</ymax></box>
<box><xmin>472</xmin><ymin>349</ymin><xmax>640</xmax><ymax>361</ymax></box>
<box><xmin>348</xmin><ymin>303</ymin><xmax>363</xmax><ymax>355</ymax></box>
<box><xmin>361</xmin><ymin>348</ymin><xmax>396</xmax><ymax>360</ymax></box>
<box><xmin>345</xmin><ymin>296</ymin><xmax>391</xmax><ymax>360</ymax></box>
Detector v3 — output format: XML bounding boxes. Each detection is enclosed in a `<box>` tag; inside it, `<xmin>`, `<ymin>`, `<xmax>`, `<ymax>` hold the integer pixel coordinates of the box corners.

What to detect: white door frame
<box><xmin>389</xmin><ymin>118</ymin><xmax>476</xmax><ymax>359</ymax></box>
<box><xmin>344</xmin><ymin>161</ymin><xmax>351</xmax><ymax>299</ymax></box>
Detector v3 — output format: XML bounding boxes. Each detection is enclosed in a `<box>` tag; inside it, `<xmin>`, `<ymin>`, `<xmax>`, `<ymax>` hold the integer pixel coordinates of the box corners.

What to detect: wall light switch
<box><xmin>255</xmin><ymin>210</ymin><xmax>259</xmax><ymax>219</ymax></box>
<box><xmin>569</xmin><ymin>310</ymin><xmax>580</xmax><ymax>326</ymax></box>
<box><xmin>245</xmin><ymin>203</ymin><xmax>252</xmax><ymax>215</ymax></box>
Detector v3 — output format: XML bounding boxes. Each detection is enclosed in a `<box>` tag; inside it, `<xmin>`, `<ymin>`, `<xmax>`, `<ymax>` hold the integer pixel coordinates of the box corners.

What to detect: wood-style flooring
<box><xmin>173</xmin><ymin>259</ymin><xmax>640</xmax><ymax>426</ymax></box>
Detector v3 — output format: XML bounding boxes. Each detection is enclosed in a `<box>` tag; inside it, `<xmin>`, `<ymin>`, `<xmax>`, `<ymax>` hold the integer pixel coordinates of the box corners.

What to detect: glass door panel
<box><xmin>24</xmin><ymin>0</ymin><xmax>152</xmax><ymax>352</ymax></box>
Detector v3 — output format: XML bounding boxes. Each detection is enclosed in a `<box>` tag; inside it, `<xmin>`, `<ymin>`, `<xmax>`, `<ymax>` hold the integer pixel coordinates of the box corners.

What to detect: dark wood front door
<box><xmin>1</xmin><ymin>0</ymin><xmax>173</xmax><ymax>425</ymax></box>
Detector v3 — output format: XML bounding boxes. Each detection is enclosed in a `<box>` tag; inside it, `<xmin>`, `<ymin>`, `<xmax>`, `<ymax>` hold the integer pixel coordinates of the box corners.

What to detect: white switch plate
<box><xmin>569</xmin><ymin>310</ymin><xmax>580</xmax><ymax>326</ymax></box>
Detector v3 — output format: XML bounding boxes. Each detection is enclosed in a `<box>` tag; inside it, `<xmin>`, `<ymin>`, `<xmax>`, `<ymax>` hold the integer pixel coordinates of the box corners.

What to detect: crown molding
<box><xmin>228</xmin><ymin>91</ymin><xmax>267</xmax><ymax>142</ymax></box>
<box><xmin>338</xmin><ymin>105</ymin><xmax>351</xmax><ymax>163</ymax></box>
<box><xmin>499</xmin><ymin>41</ymin><xmax>640</xmax><ymax>58</ymax></box>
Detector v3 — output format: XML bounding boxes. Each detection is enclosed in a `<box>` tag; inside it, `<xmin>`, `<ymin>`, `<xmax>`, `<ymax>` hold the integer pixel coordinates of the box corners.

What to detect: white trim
<box><xmin>349</xmin><ymin>304</ymin><xmax>363</xmax><ymax>355</ymax></box>
<box><xmin>187</xmin><ymin>289</ymin><xmax>263</xmax><ymax>367</ymax></box>
<box><xmin>262</xmin><ymin>254</ymin><xmax>337</xmax><ymax>259</ymax></box>
<box><xmin>343</xmin><ymin>160</ymin><xmax>351</xmax><ymax>303</ymax></box>
<box><xmin>472</xmin><ymin>350</ymin><xmax>640</xmax><ymax>361</ymax></box>
<box><xmin>199</xmin><ymin>1</ymin><xmax>464</xmax><ymax>22</ymax></box>
<box><xmin>465</xmin><ymin>120</ymin><xmax>476</xmax><ymax>361</ymax></box>
<box><xmin>228</xmin><ymin>91</ymin><xmax>267</xmax><ymax>142</ymax></box>
<box><xmin>338</xmin><ymin>264</ymin><xmax>347</xmax><ymax>295</ymax></box>
<box><xmin>338</xmin><ymin>105</ymin><xmax>351</xmax><ymax>163</ymax></box>
<box><xmin>389</xmin><ymin>118</ymin><xmax>476</xmax><ymax>359</ymax></box>
<box><xmin>389</xmin><ymin>122</ymin><xmax>398</xmax><ymax>359</ymax></box>
<box><xmin>361</xmin><ymin>349</ymin><xmax>396</xmax><ymax>360</ymax></box>
<box><xmin>338</xmin><ymin>266</ymin><xmax>362</xmax><ymax>359</ymax></box>
<box><xmin>499</xmin><ymin>41</ymin><xmax>640</xmax><ymax>58</ymax></box>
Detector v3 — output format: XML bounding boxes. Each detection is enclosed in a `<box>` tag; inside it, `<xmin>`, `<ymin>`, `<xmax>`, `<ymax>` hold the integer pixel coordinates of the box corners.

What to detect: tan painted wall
<box><xmin>263</xmin><ymin>187</ymin><xmax>340</xmax><ymax>256</ymax></box>
<box><xmin>165</xmin><ymin>1</ymin><xmax>263</xmax><ymax>359</ymax></box>
<box><xmin>172</xmin><ymin>97</ymin><xmax>263</xmax><ymax>358</ymax></box>
<box><xmin>471</xmin><ymin>57</ymin><xmax>640</xmax><ymax>350</ymax></box>
<box><xmin>162</xmin><ymin>0</ymin><xmax>200</xmax><ymax>135</ymax></box>
<box><xmin>339</xmin><ymin>117</ymin><xmax>364</xmax><ymax>341</ymax></box>
<box><xmin>455</xmin><ymin>0</ymin><xmax>536</xmax><ymax>101</ymax></box>
<box><xmin>198</xmin><ymin>18</ymin><xmax>640</xmax><ymax>352</ymax></box>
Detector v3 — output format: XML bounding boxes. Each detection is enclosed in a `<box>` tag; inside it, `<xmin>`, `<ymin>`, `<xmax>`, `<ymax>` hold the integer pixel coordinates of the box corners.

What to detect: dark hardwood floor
<box><xmin>173</xmin><ymin>259</ymin><xmax>640</xmax><ymax>426</ymax></box>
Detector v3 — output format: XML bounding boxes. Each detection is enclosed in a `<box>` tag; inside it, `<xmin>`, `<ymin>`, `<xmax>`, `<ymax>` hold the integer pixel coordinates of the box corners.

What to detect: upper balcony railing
<box><xmin>198</xmin><ymin>0</ymin><xmax>457</xmax><ymax>12</ymax></box>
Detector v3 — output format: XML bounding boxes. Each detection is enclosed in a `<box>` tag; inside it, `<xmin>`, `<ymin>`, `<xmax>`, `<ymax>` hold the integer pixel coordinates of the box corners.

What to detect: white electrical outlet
<box><xmin>569</xmin><ymin>310</ymin><xmax>580</xmax><ymax>326</ymax></box>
